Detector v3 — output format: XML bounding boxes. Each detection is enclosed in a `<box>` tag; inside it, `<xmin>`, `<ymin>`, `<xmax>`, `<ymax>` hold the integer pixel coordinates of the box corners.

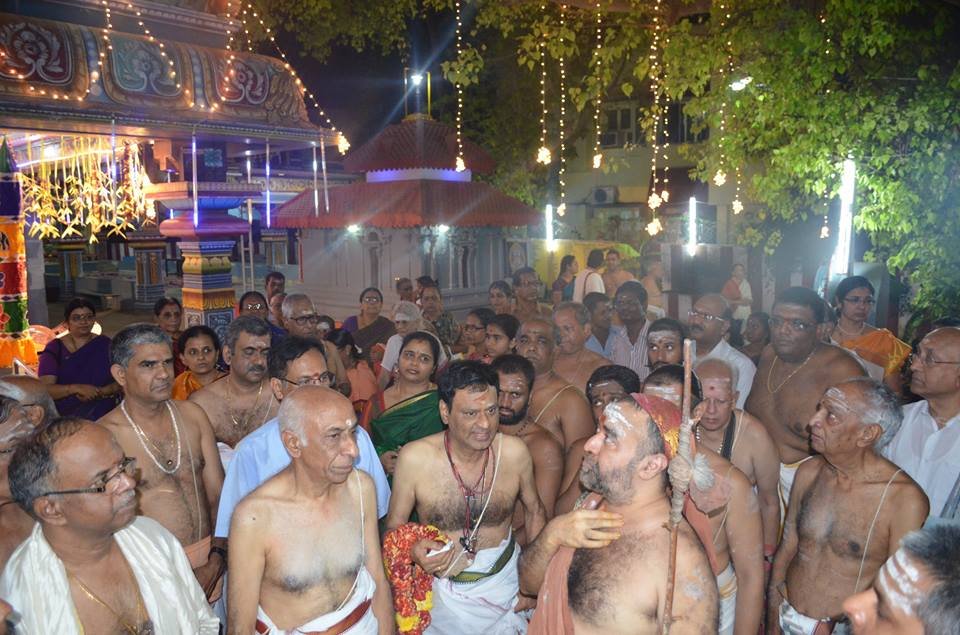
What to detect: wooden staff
<box><xmin>661</xmin><ymin>338</ymin><xmax>695</xmax><ymax>634</ymax></box>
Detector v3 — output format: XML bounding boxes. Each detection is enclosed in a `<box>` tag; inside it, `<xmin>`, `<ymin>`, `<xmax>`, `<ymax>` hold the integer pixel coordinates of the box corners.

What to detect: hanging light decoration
<box><xmin>647</xmin><ymin>0</ymin><xmax>666</xmax><ymax>214</ymax></box>
<box><xmin>591</xmin><ymin>0</ymin><xmax>603</xmax><ymax>170</ymax></box>
<box><xmin>536</xmin><ymin>3</ymin><xmax>552</xmax><ymax>166</ymax></box>
<box><xmin>556</xmin><ymin>4</ymin><xmax>568</xmax><ymax>217</ymax></box>
<box><xmin>454</xmin><ymin>0</ymin><xmax>466</xmax><ymax>172</ymax></box>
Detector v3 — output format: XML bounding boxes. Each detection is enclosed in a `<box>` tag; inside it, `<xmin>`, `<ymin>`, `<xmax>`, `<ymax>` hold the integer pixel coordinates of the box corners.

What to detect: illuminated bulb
<box><xmin>820</xmin><ymin>224</ymin><xmax>830</xmax><ymax>239</ymax></box>
<box><xmin>592</xmin><ymin>153</ymin><xmax>602</xmax><ymax>169</ymax></box>
<box><xmin>536</xmin><ymin>146</ymin><xmax>552</xmax><ymax>165</ymax></box>
<box><xmin>648</xmin><ymin>192</ymin><xmax>662</xmax><ymax>210</ymax></box>
<box><xmin>731</xmin><ymin>199</ymin><xmax>744</xmax><ymax>214</ymax></box>
<box><xmin>713</xmin><ymin>170</ymin><xmax>727</xmax><ymax>186</ymax></box>
<box><xmin>556</xmin><ymin>203</ymin><xmax>566</xmax><ymax>217</ymax></box>
<box><xmin>347</xmin><ymin>224</ymin><xmax>361</xmax><ymax>235</ymax></box>
<box><xmin>646</xmin><ymin>217</ymin><xmax>663</xmax><ymax>236</ymax></box>
<box><xmin>455</xmin><ymin>156</ymin><xmax>466</xmax><ymax>172</ymax></box>
<box><xmin>660</xmin><ymin>190</ymin><xmax>670</xmax><ymax>203</ymax></box>
<box><xmin>411</xmin><ymin>73</ymin><xmax>424</xmax><ymax>86</ymax></box>
<box><xmin>437</xmin><ymin>224</ymin><xmax>450</xmax><ymax>234</ymax></box>
<box><xmin>730</xmin><ymin>76</ymin><xmax>753</xmax><ymax>91</ymax></box>
<box><xmin>336</xmin><ymin>133</ymin><xmax>350</xmax><ymax>154</ymax></box>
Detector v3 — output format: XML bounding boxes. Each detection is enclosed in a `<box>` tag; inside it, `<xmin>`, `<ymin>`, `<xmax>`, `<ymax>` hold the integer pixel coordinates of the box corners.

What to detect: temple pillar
<box><xmin>55</xmin><ymin>238</ymin><xmax>86</xmax><ymax>299</ymax></box>
<box><xmin>127</xmin><ymin>231</ymin><xmax>168</xmax><ymax>311</ymax></box>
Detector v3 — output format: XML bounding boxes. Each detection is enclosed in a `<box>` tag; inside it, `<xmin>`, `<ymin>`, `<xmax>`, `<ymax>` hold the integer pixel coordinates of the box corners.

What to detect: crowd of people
<box><xmin>0</xmin><ymin>255</ymin><xmax>959</xmax><ymax>635</ymax></box>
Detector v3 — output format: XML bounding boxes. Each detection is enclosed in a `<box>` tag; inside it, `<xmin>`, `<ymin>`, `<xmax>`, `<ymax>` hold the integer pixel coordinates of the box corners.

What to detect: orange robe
<box><xmin>837</xmin><ymin>328</ymin><xmax>910</xmax><ymax>378</ymax></box>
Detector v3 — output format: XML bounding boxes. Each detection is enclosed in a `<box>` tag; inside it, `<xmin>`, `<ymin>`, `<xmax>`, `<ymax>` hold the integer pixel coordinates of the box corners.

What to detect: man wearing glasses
<box><xmin>512</xmin><ymin>267</ymin><xmax>553</xmax><ymax>324</ymax></box>
<box><xmin>1</xmin><ymin>418</ymin><xmax>219</xmax><ymax>633</ymax></box>
<box><xmin>101</xmin><ymin>324</ymin><xmax>227</xmax><ymax>603</ymax></box>
<box><xmin>216</xmin><ymin>336</ymin><xmax>389</xmax><ymax>544</ymax></box>
<box><xmin>744</xmin><ymin>287</ymin><xmax>865</xmax><ymax>512</ymax></box>
<box><xmin>885</xmin><ymin>327</ymin><xmax>960</xmax><ymax>524</ymax></box>
<box><xmin>608</xmin><ymin>281</ymin><xmax>653</xmax><ymax>381</ymax></box>
<box><xmin>688</xmin><ymin>293</ymin><xmax>756</xmax><ymax>408</ymax></box>
<box><xmin>280</xmin><ymin>293</ymin><xmax>350</xmax><ymax>395</ymax></box>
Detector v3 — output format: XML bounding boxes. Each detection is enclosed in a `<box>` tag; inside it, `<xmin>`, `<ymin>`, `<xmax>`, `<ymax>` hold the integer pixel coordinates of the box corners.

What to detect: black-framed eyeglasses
<box><xmin>69</xmin><ymin>313</ymin><xmax>95</xmax><ymax>323</ymax></box>
<box><xmin>909</xmin><ymin>352</ymin><xmax>960</xmax><ymax>367</ymax></box>
<box><xmin>291</xmin><ymin>314</ymin><xmax>320</xmax><ymax>326</ymax></box>
<box><xmin>362</xmin><ymin>296</ymin><xmax>382</xmax><ymax>304</ymax></box>
<box><xmin>769</xmin><ymin>316</ymin><xmax>815</xmax><ymax>332</ymax></box>
<box><xmin>688</xmin><ymin>309</ymin><xmax>726</xmax><ymax>323</ymax></box>
<box><xmin>39</xmin><ymin>457</ymin><xmax>137</xmax><ymax>497</ymax></box>
<box><xmin>243</xmin><ymin>303</ymin><xmax>265</xmax><ymax>311</ymax></box>
<box><xmin>279</xmin><ymin>372</ymin><xmax>336</xmax><ymax>388</ymax></box>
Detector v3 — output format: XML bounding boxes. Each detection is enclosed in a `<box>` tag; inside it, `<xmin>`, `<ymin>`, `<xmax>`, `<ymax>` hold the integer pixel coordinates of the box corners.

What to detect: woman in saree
<box><xmin>341</xmin><ymin>286</ymin><xmax>396</xmax><ymax>356</ymax></box>
<box><xmin>832</xmin><ymin>275</ymin><xmax>910</xmax><ymax>392</ymax></box>
<box><xmin>365</xmin><ymin>331</ymin><xmax>444</xmax><ymax>479</ymax></box>
<box><xmin>38</xmin><ymin>298</ymin><xmax>120</xmax><ymax>419</ymax></box>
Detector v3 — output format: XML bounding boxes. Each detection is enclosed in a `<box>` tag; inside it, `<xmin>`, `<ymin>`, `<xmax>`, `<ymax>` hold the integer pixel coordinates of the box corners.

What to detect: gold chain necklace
<box><xmin>766</xmin><ymin>351</ymin><xmax>815</xmax><ymax>394</ymax></box>
<box><xmin>228</xmin><ymin>378</ymin><xmax>264</xmax><ymax>432</ymax></box>
<box><xmin>67</xmin><ymin>557</ymin><xmax>150</xmax><ymax>635</ymax></box>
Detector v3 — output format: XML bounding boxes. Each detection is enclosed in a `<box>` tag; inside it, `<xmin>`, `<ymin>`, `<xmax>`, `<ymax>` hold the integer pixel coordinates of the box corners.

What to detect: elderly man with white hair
<box><xmin>227</xmin><ymin>385</ymin><xmax>393</xmax><ymax>634</ymax></box>
<box><xmin>0</xmin><ymin>376</ymin><xmax>59</xmax><ymax>428</ymax></box>
<box><xmin>280</xmin><ymin>293</ymin><xmax>350</xmax><ymax>394</ymax></box>
<box><xmin>768</xmin><ymin>378</ymin><xmax>930</xmax><ymax>634</ymax></box>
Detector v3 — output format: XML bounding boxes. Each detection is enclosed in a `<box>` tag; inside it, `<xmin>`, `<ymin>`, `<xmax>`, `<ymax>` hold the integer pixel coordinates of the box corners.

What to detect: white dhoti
<box><xmin>217</xmin><ymin>441</ymin><xmax>235</xmax><ymax>473</ymax></box>
<box><xmin>779</xmin><ymin>599</ymin><xmax>842</xmax><ymax>635</ymax></box>
<box><xmin>427</xmin><ymin>535</ymin><xmax>526</xmax><ymax>635</ymax></box>
<box><xmin>779</xmin><ymin>456</ymin><xmax>813</xmax><ymax>523</ymax></box>
<box><xmin>255</xmin><ymin>566</ymin><xmax>378</xmax><ymax>635</ymax></box>
<box><xmin>717</xmin><ymin>562</ymin><xmax>737</xmax><ymax>635</ymax></box>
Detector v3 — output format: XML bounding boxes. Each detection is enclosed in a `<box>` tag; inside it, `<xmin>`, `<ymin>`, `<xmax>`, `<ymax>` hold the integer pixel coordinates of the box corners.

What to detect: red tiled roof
<box><xmin>343</xmin><ymin>117</ymin><xmax>496</xmax><ymax>175</ymax></box>
<box><xmin>274</xmin><ymin>180</ymin><xmax>539</xmax><ymax>229</ymax></box>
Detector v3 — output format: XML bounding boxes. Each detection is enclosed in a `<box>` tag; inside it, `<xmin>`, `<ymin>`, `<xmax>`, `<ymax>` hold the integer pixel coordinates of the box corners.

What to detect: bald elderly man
<box><xmin>228</xmin><ymin>386</ymin><xmax>392</xmax><ymax>634</ymax></box>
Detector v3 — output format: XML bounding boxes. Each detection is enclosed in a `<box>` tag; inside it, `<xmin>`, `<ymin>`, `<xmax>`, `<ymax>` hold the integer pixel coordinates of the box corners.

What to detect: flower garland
<box><xmin>382</xmin><ymin>523</ymin><xmax>447</xmax><ymax>634</ymax></box>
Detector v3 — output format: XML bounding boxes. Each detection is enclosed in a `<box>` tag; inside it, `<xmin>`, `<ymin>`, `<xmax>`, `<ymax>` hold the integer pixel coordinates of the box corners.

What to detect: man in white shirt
<box><xmin>885</xmin><ymin>327</ymin><xmax>960</xmax><ymax>520</ymax></box>
<box><xmin>688</xmin><ymin>293</ymin><xmax>756</xmax><ymax>408</ymax></box>
<box><xmin>572</xmin><ymin>249</ymin><xmax>605</xmax><ymax>302</ymax></box>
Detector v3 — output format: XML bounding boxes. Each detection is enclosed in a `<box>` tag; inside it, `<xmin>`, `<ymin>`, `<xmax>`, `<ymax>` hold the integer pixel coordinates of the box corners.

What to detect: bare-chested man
<box><xmin>523</xmin><ymin>394</ymin><xmax>718</xmax><ymax>634</ymax></box>
<box><xmin>386</xmin><ymin>361</ymin><xmax>546</xmax><ymax>634</ymax></box>
<box><xmin>744</xmin><ymin>286</ymin><xmax>865</xmax><ymax>511</ymax></box>
<box><xmin>190</xmin><ymin>315</ymin><xmax>278</xmax><ymax>463</ymax></box>
<box><xmin>641</xmin><ymin>369</ymin><xmax>763</xmax><ymax>635</ymax></box>
<box><xmin>516</xmin><ymin>318</ymin><xmax>595</xmax><ymax>453</ymax></box>
<box><xmin>552</xmin><ymin>302</ymin><xmax>610</xmax><ymax>391</ymax></box>
<box><xmin>100</xmin><ymin>324</ymin><xmax>226</xmax><ymax>601</ymax></box>
<box><xmin>601</xmin><ymin>248</ymin><xmax>636</xmax><ymax>298</ymax></box>
<box><xmin>695</xmin><ymin>357</ymin><xmax>780</xmax><ymax>563</ymax></box>
<box><xmin>769</xmin><ymin>378</ymin><xmax>929</xmax><ymax>634</ymax></box>
<box><xmin>228</xmin><ymin>386</ymin><xmax>391</xmax><ymax>634</ymax></box>
<box><xmin>0</xmin><ymin>396</ymin><xmax>36</xmax><ymax>569</ymax></box>
<box><xmin>492</xmin><ymin>354</ymin><xmax>564</xmax><ymax>535</ymax></box>
<box><xmin>1</xmin><ymin>418</ymin><xmax>218</xmax><ymax>633</ymax></box>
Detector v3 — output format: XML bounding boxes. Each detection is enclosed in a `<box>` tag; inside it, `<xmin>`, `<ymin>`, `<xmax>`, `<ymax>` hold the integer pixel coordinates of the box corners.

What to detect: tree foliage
<box><xmin>256</xmin><ymin>0</ymin><xmax>960</xmax><ymax>316</ymax></box>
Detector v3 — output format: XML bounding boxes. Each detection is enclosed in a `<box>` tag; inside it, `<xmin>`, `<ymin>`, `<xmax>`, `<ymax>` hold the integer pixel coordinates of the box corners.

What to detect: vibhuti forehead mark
<box><xmin>602</xmin><ymin>401</ymin><xmax>637</xmax><ymax>431</ymax></box>
<box><xmin>823</xmin><ymin>387</ymin><xmax>856</xmax><ymax>415</ymax></box>
<box><xmin>648</xmin><ymin>332</ymin><xmax>679</xmax><ymax>345</ymax></box>
<box><xmin>877</xmin><ymin>549</ymin><xmax>922</xmax><ymax>616</ymax></box>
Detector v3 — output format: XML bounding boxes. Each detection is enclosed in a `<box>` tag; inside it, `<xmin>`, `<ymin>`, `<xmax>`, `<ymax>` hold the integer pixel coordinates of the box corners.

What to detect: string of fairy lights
<box><xmin>454</xmin><ymin>0</ymin><xmax>466</xmax><ymax>172</ymax></box>
<box><xmin>645</xmin><ymin>0</ymin><xmax>667</xmax><ymax>236</ymax></box>
<box><xmin>536</xmin><ymin>3</ymin><xmax>552</xmax><ymax>166</ymax></box>
<box><xmin>591</xmin><ymin>0</ymin><xmax>603</xmax><ymax>170</ymax></box>
<box><xmin>557</xmin><ymin>4</ymin><xmax>567</xmax><ymax>217</ymax></box>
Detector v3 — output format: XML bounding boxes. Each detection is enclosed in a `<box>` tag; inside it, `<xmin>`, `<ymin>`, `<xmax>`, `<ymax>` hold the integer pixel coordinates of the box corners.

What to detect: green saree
<box><xmin>370</xmin><ymin>390</ymin><xmax>444</xmax><ymax>457</ymax></box>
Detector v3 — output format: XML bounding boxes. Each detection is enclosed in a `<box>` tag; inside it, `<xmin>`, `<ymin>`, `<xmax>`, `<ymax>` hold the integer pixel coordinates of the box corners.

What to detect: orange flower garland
<box><xmin>382</xmin><ymin>523</ymin><xmax>447</xmax><ymax>634</ymax></box>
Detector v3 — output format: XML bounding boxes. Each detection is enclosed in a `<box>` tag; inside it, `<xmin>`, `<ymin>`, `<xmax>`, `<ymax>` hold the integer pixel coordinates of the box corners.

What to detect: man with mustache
<box><xmin>190</xmin><ymin>316</ymin><xmax>279</xmax><ymax>461</ymax></box>
<box><xmin>100</xmin><ymin>324</ymin><xmax>226</xmax><ymax>602</ymax></box>
<box><xmin>552</xmin><ymin>302</ymin><xmax>609</xmax><ymax>392</ymax></box>
<box><xmin>688</xmin><ymin>294</ymin><xmax>755</xmax><ymax>408</ymax></box>
<box><xmin>744</xmin><ymin>287</ymin><xmax>865</xmax><ymax>512</ymax></box>
<box><xmin>516</xmin><ymin>318</ymin><xmax>595</xmax><ymax>452</ymax></box>
<box><xmin>0</xmin><ymin>417</ymin><xmax>219</xmax><ymax>633</ymax></box>
<box><xmin>492</xmin><ymin>354</ymin><xmax>564</xmax><ymax>540</ymax></box>
<box><xmin>0</xmin><ymin>396</ymin><xmax>38</xmax><ymax>570</ymax></box>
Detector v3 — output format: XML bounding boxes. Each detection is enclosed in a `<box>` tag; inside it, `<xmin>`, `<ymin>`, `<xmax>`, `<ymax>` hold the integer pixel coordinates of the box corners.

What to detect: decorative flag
<box><xmin>0</xmin><ymin>137</ymin><xmax>38</xmax><ymax>366</ymax></box>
